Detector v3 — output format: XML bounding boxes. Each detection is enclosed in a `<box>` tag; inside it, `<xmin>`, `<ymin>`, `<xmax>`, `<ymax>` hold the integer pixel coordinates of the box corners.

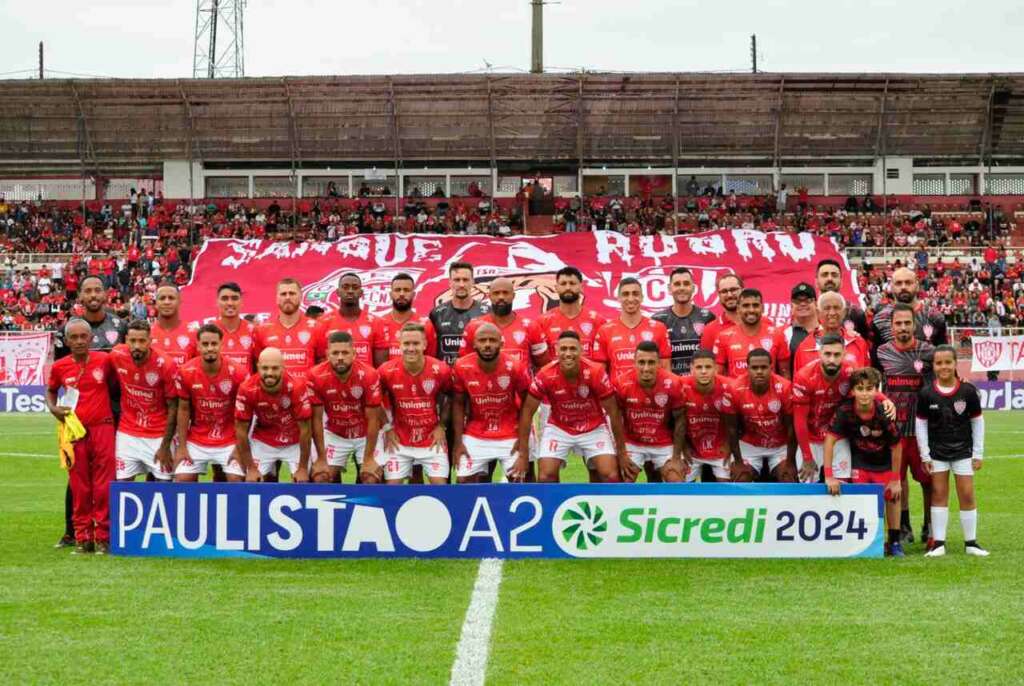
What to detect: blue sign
<box><xmin>110</xmin><ymin>482</ymin><xmax>884</xmax><ymax>559</ymax></box>
<box><xmin>0</xmin><ymin>384</ymin><xmax>47</xmax><ymax>413</ymax></box>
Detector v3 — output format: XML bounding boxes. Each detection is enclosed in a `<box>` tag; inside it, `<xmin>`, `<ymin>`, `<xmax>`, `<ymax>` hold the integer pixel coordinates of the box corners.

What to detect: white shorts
<box><xmin>806</xmin><ymin>440</ymin><xmax>852</xmax><ymax>482</ymax></box>
<box><xmin>251</xmin><ymin>438</ymin><xmax>301</xmax><ymax>477</ymax></box>
<box><xmin>537</xmin><ymin>424</ymin><xmax>615</xmax><ymax>465</ymax></box>
<box><xmin>686</xmin><ymin>457</ymin><xmax>733</xmax><ymax>482</ymax></box>
<box><xmin>739</xmin><ymin>441</ymin><xmax>788</xmax><ymax>474</ymax></box>
<box><xmin>930</xmin><ymin>458</ymin><xmax>974</xmax><ymax>476</ymax></box>
<box><xmin>382</xmin><ymin>445</ymin><xmax>449</xmax><ymax>481</ymax></box>
<box><xmin>323</xmin><ymin>430</ymin><xmax>367</xmax><ymax>471</ymax></box>
<box><xmin>116</xmin><ymin>432</ymin><xmax>171</xmax><ymax>481</ymax></box>
<box><xmin>529</xmin><ymin>402</ymin><xmax>550</xmax><ymax>461</ymax></box>
<box><xmin>457</xmin><ymin>435</ymin><xmax>521</xmax><ymax>477</ymax></box>
<box><xmin>626</xmin><ymin>443</ymin><xmax>673</xmax><ymax>470</ymax></box>
<box><xmin>175</xmin><ymin>441</ymin><xmax>244</xmax><ymax>477</ymax></box>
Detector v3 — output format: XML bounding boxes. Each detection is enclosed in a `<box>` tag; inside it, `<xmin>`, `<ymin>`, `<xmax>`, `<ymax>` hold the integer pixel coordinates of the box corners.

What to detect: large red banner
<box><xmin>180</xmin><ymin>231</ymin><xmax>858</xmax><ymax>325</ymax></box>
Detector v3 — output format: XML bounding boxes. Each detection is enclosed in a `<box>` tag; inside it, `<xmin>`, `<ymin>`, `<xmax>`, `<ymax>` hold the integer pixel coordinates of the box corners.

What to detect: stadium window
<box><xmin>779</xmin><ymin>174</ymin><xmax>824</xmax><ymax>195</ymax></box>
<box><xmin>496</xmin><ymin>175</ymin><xmax>524</xmax><ymax>195</ymax></box>
<box><xmin>985</xmin><ymin>173</ymin><xmax>1024</xmax><ymax>195</ymax></box>
<box><xmin>302</xmin><ymin>176</ymin><xmax>350</xmax><ymax>198</ymax></box>
<box><xmin>627</xmin><ymin>174</ymin><xmax>672</xmax><ymax>196</ymax></box>
<box><xmin>352</xmin><ymin>175</ymin><xmax>397</xmax><ymax>196</ymax></box>
<box><xmin>405</xmin><ymin>175</ymin><xmax>446</xmax><ymax>198</ymax></box>
<box><xmin>912</xmin><ymin>174</ymin><xmax>945</xmax><ymax>195</ymax></box>
<box><xmin>204</xmin><ymin>176</ymin><xmax>249</xmax><ymax>198</ymax></box>
<box><xmin>723</xmin><ymin>174</ymin><xmax>772</xmax><ymax>195</ymax></box>
<box><xmin>949</xmin><ymin>173</ymin><xmax>977</xmax><ymax>195</ymax></box>
<box><xmin>886</xmin><ymin>168</ymin><xmax>901</xmax><ymax>180</ymax></box>
<box><xmin>582</xmin><ymin>175</ymin><xmax>625</xmax><ymax>196</ymax></box>
<box><xmin>253</xmin><ymin>176</ymin><xmax>297</xmax><ymax>198</ymax></box>
<box><xmin>552</xmin><ymin>175</ymin><xmax>579</xmax><ymax>195</ymax></box>
<box><xmin>450</xmin><ymin>175</ymin><xmax>491</xmax><ymax>196</ymax></box>
<box><xmin>676</xmin><ymin>174</ymin><xmax>722</xmax><ymax>195</ymax></box>
<box><xmin>828</xmin><ymin>173</ymin><xmax>872</xmax><ymax>196</ymax></box>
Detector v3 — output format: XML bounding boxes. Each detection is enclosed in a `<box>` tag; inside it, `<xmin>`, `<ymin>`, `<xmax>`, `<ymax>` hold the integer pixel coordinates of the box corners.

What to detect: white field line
<box><xmin>449</xmin><ymin>557</ymin><xmax>504</xmax><ymax>686</ymax></box>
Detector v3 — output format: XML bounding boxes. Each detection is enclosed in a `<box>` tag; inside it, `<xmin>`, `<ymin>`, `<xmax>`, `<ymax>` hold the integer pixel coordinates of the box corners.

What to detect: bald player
<box><xmin>458</xmin><ymin>277</ymin><xmax>549</xmax><ymax>369</ymax></box>
<box><xmin>871</xmin><ymin>266</ymin><xmax>948</xmax><ymax>347</ymax></box>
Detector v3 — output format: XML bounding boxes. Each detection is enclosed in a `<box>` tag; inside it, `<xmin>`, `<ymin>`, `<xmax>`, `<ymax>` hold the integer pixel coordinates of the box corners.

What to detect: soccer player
<box><xmin>373</xmin><ymin>322</ymin><xmax>453</xmax><ymax>484</ymax></box>
<box><xmin>429</xmin><ymin>262</ymin><xmax>488</xmax><ymax>366</ymax></box>
<box><xmin>680</xmin><ymin>350</ymin><xmax>736</xmax><ymax>482</ymax></box>
<box><xmin>46</xmin><ymin>319</ymin><xmax>117</xmax><ymax>555</ymax></box>
<box><xmin>373</xmin><ymin>273</ymin><xmax>437</xmax><ymax>364</ymax></box>
<box><xmin>150</xmin><ymin>284</ymin><xmax>196</xmax><ymax>368</ymax></box>
<box><xmin>723</xmin><ymin>348</ymin><xmax>796</xmax><ymax>482</ymax></box>
<box><xmin>792</xmin><ymin>291</ymin><xmax>871</xmax><ymax>372</ymax></box>
<box><xmin>314</xmin><ymin>273</ymin><xmax>379</xmax><ymax>365</ymax></box>
<box><xmin>308</xmin><ymin>331</ymin><xmax>383</xmax><ymax>483</ymax></box>
<box><xmin>459</xmin><ymin>277</ymin><xmax>549</xmax><ymax>369</ymax></box>
<box><xmin>537</xmin><ymin>266</ymin><xmax>606</xmax><ymax>358</ymax></box>
<box><xmin>792</xmin><ymin>334</ymin><xmax>855</xmax><ymax>484</ymax></box>
<box><xmin>825</xmin><ymin>367</ymin><xmax>905</xmax><ymax>557</ymax></box>
<box><xmin>916</xmin><ymin>346</ymin><xmax>989</xmax><ymax>557</ymax></box>
<box><xmin>593</xmin><ymin>277</ymin><xmax>671</xmax><ymax>380</ymax></box>
<box><xmin>109</xmin><ymin>320</ymin><xmax>178</xmax><ymax>482</ymax></box>
<box><xmin>452</xmin><ymin>323</ymin><xmax>532</xmax><ymax>482</ymax></box>
<box><xmin>517</xmin><ymin>331</ymin><xmax>629</xmax><ymax>483</ymax></box>
<box><xmin>213</xmin><ymin>281</ymin><xmax>257</xmax><ymax>372</ymax></box>
<box><xmin>876</xmin><ymin>303</ymin><xmax>935</xmax><ymax>545</ymax></box>
<box><xmin>254</xmin><ymin>278</ymin><xmax>318</xmax><ymax>382</ymax></box>
<box><xmin>173</xmin><ymin>324</ymin><xmax>248</xmax><ymax>481</ymax></box>
<box><xmin>713</xmin><ymin>288</ymin><xmax>790</xmax><ymax>379</ymax></box>
<box><xmin>783</xmin><ymin>282</ymin><xmax>818</xmax><ymax>372</ymax></box>
<box><xmin>612</xmin><ymin>341</ymin><xmax>687</xmax><ymax>482</ymax></box>
<box><xmin>652</xmin><ymin>267</ymin><xmax>716</xmax><ymax>375</ymax></box>
<box><xmin>871</xmin><ymin>267</ymin><xmax>947</xmax><ymax>347</ymax></box>
<box><xmin>234</xmin><ymin>348</ymin><xmax>313</xmax><ymax>482</ymax></box>
<box><xmin>815</xmin><ymin>258</ymin><xmax>869</xmax><ymax>340</ymax></box>
<box><xmin>698</xmin><ymin>273</ymin><xmax>743</xmax><ymax>351</ymax></box>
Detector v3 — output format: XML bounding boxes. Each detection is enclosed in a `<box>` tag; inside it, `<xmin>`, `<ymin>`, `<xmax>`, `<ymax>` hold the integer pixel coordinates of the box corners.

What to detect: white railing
<box><xmin>1</xmin><ymin>253</ymin><xmax>105</xmax><ymax>267</ymax></box>
<box><xmin>844</xmin><ymin>246</ymin><xmax>1022</xmax><ymax>264</ymax></box>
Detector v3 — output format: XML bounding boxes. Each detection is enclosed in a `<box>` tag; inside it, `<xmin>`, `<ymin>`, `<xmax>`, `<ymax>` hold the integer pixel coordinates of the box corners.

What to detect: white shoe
<box><xmin>965</xmin><ymin>544</ymin><xmax>990</xmax><ymax>557</ymax></box>
<box><xmin>925</xmin><ymin>544</ymin><xmax>946</xmax><ymax>557</ymax></box>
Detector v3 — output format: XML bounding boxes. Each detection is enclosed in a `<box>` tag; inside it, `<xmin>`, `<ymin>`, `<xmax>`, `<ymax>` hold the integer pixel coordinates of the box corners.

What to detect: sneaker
<box><xmin>900</xmin><ymin>524</ymin><xmax>914</xmax><ymax>545</ymax></box>
<box><xmin>924</xmin><ymin>544</ymin><xmax>946</xmax><ymax>557</ymax></box>
<box><xmin>94</xmin><ymin>541</ymin><xmax>110</xmax><ymax>556</ymax></box>
<box><xmin>71</xmin><ymin>541</ymin><xmax>94</xmax><ymax>555</ymax></box>
<box><xmin>54</xmin><ymin>534</ymin><xmax>74</xmax><ymax>549</ymax></box>
<box><xmin>965</xmin><ymin>543</ymin><xmax>990</xmax><ymax>557</ymax></box>
<box><xmin>889</xmin><ymin>542</ymin><xmax>906</xmax><ymax>558</ymax></box>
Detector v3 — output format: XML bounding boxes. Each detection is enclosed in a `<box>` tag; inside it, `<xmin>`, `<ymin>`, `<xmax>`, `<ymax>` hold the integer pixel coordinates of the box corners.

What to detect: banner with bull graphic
<box><xmin>971</xmin><ymin>335</ymin><xmax>1024</xmax><ymax>372</ymax></box>
<box><xmin>180</xmin><ymin>231</ymin><xmax>858</xmax><ymax>325</ymax></box>
<box><xmin>0</xmin><ymin>332</ymin><xmax>51</xmax><ymax>413</ymax></box>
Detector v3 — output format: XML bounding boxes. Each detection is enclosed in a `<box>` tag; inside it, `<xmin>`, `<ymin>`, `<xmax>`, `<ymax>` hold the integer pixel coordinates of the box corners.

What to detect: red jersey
<box><xmin>377</xmin><ymin>356</ymin><xmax>452</xmax><ymax>448</ymax></box>
<box><xmin>458</xmin><ymin>314</ymin><xmax>548</xmax><ymax>367</ymax></box>
<box><xmin>307</xmin><ymin>360</ymin><xmax>382</xmax><ymax>439</ymax></box>
<box><xmin>175</xmin><ymin>356</ymin><xmax>248</xmax><ymax>447</ymax></box>
<box><xmin>215</xmin><ymin>318</ymin><xmax>257</xmax><ymax>372</ymax></box>
<box><xmin>713</xmin><ymin>320</ymin><xmax>790</xmax><ymax>377</ymax></box>
<box><xmin>234</xmin><ymin>372</ymin><xmax>312</xmax><ymax>447</ymax></box>
<box><xmin>528</xmin><ymin>359</ymin><xmax>614</xmax><ymax>435</ymax></box>
<box><xmin>680</xmin><ymin>375</ymin><xmax>735</xmax><ymax>460</ymax></box>
<box><xmin>452</xmin><ymin>353</ymin><xmax>531</xmax><ymax>440</ymax></box>
<box><xmin>612</xmin><ymin>368</ymin><xmax>684</xmax><ymax>447</ymax></box>
<box><xmin>373</xmin><ymin>310</ymin><xmax>438</xmax><ymax>360</ymax></box>
<box><xmin>150</xmin><ymin>320</ymin><xmax>196</xmax><ymax>368</ymax></box>
<box><xmin>791</xmin><ymin>326</ymin><xmax>870</xmax><ymax>373</ymax></box>
<box><xmin>593</xmin><ymin>317</ymin><xmax>672</xmax><ymax>379</ymax></box>
<box><xmin>47</xmin><ymin>351</ymin><xmax>113</xmax><ymax>427</ymax></box>
<box><xmin>698</xmin><ymin>312</ymin><xmax>736</xmax><ymax>352</ymax></box>
<box><xmin>314</xmin><ymin>310</ymin><xmax>379</xmax><ymax>364</ymax></box>
<box><xmin>108</xmin><ymin>346</ymin><xmax>177</xmax><ymax>439</ymax></box>
<box><xmin>792</xmin><ymin>361</ymin><xmax>854</xmax><ymax>443</ymax></box>
<box><xmin>724</xmin><ymin>373</ymin><xmax>793</xmax><ymax>448</ymax></box>
<box><xmin>536</xmin><ymin>308</ymin><xmax>607</xmax><ymax>357</ymax></box>
<box><xmin>254</xmin><ymin>316</ymin><xmax>318</xmax><ymax>381</ymax></box>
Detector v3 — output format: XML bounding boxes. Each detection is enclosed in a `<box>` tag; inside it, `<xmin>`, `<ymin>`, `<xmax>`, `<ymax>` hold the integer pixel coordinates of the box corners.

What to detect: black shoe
<box><xmin>54</xmin><ymin>534</ymin><xmax>74</xmax><ymax>549</ymax></box>
<box><xmin>900</xmin><ymin>524</ymin><xmax>914</xmax><ymax>545</ymax></box>
<box><xmin>71</xmin><ymin>541</ymin><xmax>94</xmax><ymax>555</ymax></box>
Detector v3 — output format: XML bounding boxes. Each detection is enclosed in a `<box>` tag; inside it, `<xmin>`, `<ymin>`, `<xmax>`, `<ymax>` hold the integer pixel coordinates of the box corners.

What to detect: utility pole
<box><xmin>751</xmin><ymin>34</ymin><xmax>757</xmax><ymax>74</ymax></box>
<box><xmin>38</xmin><ymin>42</ymin><xmax>43</xmax><ymax>79</ymax></box>
<box><xmin>531</xmin><ymin>0</ymin><xmax>544</xmax><ymax>74</ymax></box>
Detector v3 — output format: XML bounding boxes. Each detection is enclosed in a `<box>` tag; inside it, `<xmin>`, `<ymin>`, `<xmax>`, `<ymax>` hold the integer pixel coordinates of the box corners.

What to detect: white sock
<box><xmin>931</xmin><ymin>506</ymin><xmax>949</xmax><ymax>542</ymax></box>
<box><xmin>960</xmin><ymin>509</ymin><xmax>978</xmax><ymax>542</ymax></box>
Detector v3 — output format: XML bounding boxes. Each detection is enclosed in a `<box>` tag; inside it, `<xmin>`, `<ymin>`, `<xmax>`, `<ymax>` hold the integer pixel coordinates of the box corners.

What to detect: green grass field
<box><xmin>1</xmin><ymin>412</ymin><xmax>1022</xmax><ymax>685</ymax></box>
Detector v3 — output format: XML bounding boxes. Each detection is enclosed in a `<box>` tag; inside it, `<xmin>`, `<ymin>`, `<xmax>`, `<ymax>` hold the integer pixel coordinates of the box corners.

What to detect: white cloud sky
<box><xmin>2</xmin><ymin>0</ymin><xmax>1022</xmax><ymax>79</ymax></box>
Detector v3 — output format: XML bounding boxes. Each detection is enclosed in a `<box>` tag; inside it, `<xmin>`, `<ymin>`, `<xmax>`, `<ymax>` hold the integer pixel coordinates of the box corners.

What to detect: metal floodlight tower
<box><xmin>192</xmin><ymin>0</ymin><xmax>246</xmax><ymax>78</ymax></box>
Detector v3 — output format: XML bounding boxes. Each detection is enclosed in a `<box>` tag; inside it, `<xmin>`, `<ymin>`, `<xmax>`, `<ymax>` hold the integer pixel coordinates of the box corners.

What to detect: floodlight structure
<box><xmin>192</xmin><ymin>0</ymin><xmax>246</xmax><ymax>79</ymax></box>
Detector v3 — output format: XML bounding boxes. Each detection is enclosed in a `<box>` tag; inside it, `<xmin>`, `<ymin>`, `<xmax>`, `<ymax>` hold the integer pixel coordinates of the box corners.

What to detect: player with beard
<box><xmin>254</xmin><ymin>278</ymin><xmax>318</xmax><ymax>382</ymax></box>
<box><xmin>452</xmin><ymin>323</ymin><xmax>532</xmax><ymax>482</ymax></box>
<box><xmin>653</xmin><ymin>267</ymin><xmax>716</xmax><ymax>375</ymax></box>
<box><xmin>537</xmin><ymin>266</ymin><xmax>606</xmax><ymax>357</ymax></box>
<box><xmin>792</xmin><ymin>335</ymin><xmax>856</xmax><ymax>484</ymax></box>
<box><xmin>150</xmin><ymin>284</ymin><xmax>196</xmax><ymax>368</ymax></box>
<box><xmin>517</xmin><ymin>331</ymin><xmax>629</xmax><ymax>483</ymax></box>
<box><xmin>212</xmin><ymin>282</ymin><xmax>257</xmax><ymax>372</ymax></box>
<box><xmin>871</xmin><ymin>267</ymin><xmax>947</xmax><ymax>347</ymax></box>
<box><xmin>309</xmin><ymin>332</ymin><xmax>383</xmax><ymax>484</ymax></box>
<box><xmin>816</xmin><ymin>258</ymin><xmax>870</xmax><ymax>340</ymax></box>
<box><xmin>792</xmin><ymin>291</ymin><xmax>871</xmax><ymax>372</ymax></box>
<box><xmin>373</xmin><ymin>273</ymin><xmax>437</xmax><ymax>364</ymax></box>
<box><xmin>916</xmin><ymin>346</ymin><xmax>989</xmax><ymax>557</ymax></box>
<box><xmin>698</xmin><ymin>273</ymin><xmax>743</xmax><ymax>351</ymax></box>
<box><xmin>109</xmin><ymin>320</ymin><xmax>178</xmax><ymax>482</ymax></box>
<box><xmin>234</xmin><ymin>348</ymin><xmax>313</xmax><ymax>482</ymax></box>
<box><xmin>314</xmin><ymin>273</ymin><xmax>379</xmax><ymax>366</ymax></box>
<box><xmin>713</xmin><ymin>288</ymin><xmax>790</xmax><ymax>379</ymax></box>
<box><xmin>173</xmin><ymin>324</ymin><xmax>248</xmax><ymax>482</ymax></box>
<box><xmin>429</xmin><ymin>262</ymin><xmax>488</xmax><ymax>366</ymax></box>
<box><xmin>680</xmin><ymin>350</ymin><xmax>736</xmax><ymax>482</ymax></box>
<box><xmin>723</xmin><ymin>348</ymin><xmax>797</xmax><ymax>482</ymax></box>
<box><xmin>876</xmin><ymin>303</ymin><xmax>936</xmax><ymax>545</ymax></box>
<box><xmin>459</xmin><ymin>277</ymin><xmax>549</xmax><ymax>369</ymax></box>
<box><xmin>593</xmin><ymin>277</ymin><xmax>671</xmax><ymax>380</ymax></box>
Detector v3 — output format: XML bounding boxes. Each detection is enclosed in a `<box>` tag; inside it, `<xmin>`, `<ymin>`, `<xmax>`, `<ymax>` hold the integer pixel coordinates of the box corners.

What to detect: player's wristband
<box><xmin>824</xmin><ymin>467</ymin><xmax>834</xmax><ymax>478</ymax></box>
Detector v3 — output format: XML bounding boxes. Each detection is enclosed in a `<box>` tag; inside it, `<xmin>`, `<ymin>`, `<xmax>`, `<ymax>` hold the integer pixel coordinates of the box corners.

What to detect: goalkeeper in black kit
<box><xmin>915</xmin><ymin>345</ymin><xmax>989</xmax><ymax>558</ymax></box>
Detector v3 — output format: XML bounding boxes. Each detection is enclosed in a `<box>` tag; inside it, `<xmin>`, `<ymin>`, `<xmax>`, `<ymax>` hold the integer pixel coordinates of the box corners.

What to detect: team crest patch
<box><xmin>839</xmin><ymin>382</ymin><xmax>850</xmax><ymax>396</ymax></box>
<box><xmin>298</xmin><ymin>330</ymin><xmax>311</xmax><ymax>345</ymax></box>
<box><xmin>350</xmin><ymin>385</ymin><xmax>363</xmax><ymax>399</ymax></box>
<box><xmin>654</xmin><ymin>393</ymin><xmax>668</xmax><ymax>407</ymax></box>
<box><xmin>953</xmin><ymin>400</ymin><xmax>967</xmax><ymax>415</ymax></box>
<box><xmin>176</xmin><ymin>335</ymin><xmax>190</xmax><ymax>349</ymax></box>
<box><xmin>92</xmin><ymin>368</ymin><xmax>104</xmax><ymax>383</ymax></box>
<box><xmin>422</xmin><ymin>379</ymin><xmax>436</xmax><ymax>394</ymax></box>
<box><xmin>218</xmin><ymin>379</ymin><xmax>233</xmax><ymax>395</ymax></box>
<box><xmin>923</xmin><ymin>323</ymin><xmax>934</xmax><ymax>339</ymax></box>
<box><xmin>760</xmin><ymin>338</ymin><xmax>773</xmax><ymax>350</ymax></box>
<box><xmin>359</xmin><ymin>325</ymin><xmax>372</xmax><ymax>339</ymax></box>
<box><xmin>497</xmin><ymin>375</ymin><xmax>511</xmax><ymax>390</ymax></box>
<box><xmin>720</xmin><ymin>395</ymin><xmax>732</xmax><ymax>408</ymax></box>
<box><xmin>694</xmin><ymin>322</ymin><xmax>705</xmax><ymax>336</ymax></box>
<box><xmin>580</xmin><ymin>322</ymin><xmax>593</xmax><ymax>335</ymax></box>
<box><xmin>913</xmin><ymin>360</ymin><xmax>924</xmax><ymax>373</ymax></box>
<box><xmin>145</xmin><ymin>372</ymin><xmax>160</xmax><ymax>387</ymax></box>
<box><xmin>860</xmin><ymin>425</ymin><xmax>871</xmax><ymax>436</ymax></box>
<box><xmin>163</xmin><ymin>338</ymin><xmax>171</xmax><ymax>347</ymax></box>
<box><xmin>281</xmin><ymin>396</ymin><xmax>291</xmax><ymax>409</ymax></box>
<box><xmin>512</xmin><ymin>331</ymin><xmax>526</xmax><ymax>345</ymax></box>
<box><xmin>577</xmin><ymin>385</ymin><xmax>590</xmax><ymax>398</ymax></box>
<box><xmin>105</xmin><ymin>330</ymin><xmax>119</xmax><ymax>344</ymax></box>
<box><xmin>768</xmin><ymin>399</ymin><xmax>781</xmax><ymax>413</ymax></box>
<box><xmin>974</xmin><ymin>340</ymin><xmax>1003</xmax><ymax>368</ymax></box>
<box><xmin>239</xmin><ymin>336</ymin><xmax>252</xmax><ymax>349</ymax></box>
<box><xmin>227</xmin><ymin>339</ymin><xmax>236</xmax><ymax>347</ymax></box>
<box><xmin>641</xmin><ymin>331</ymin><xmax>654</xmax><ymax>342</ymax></box>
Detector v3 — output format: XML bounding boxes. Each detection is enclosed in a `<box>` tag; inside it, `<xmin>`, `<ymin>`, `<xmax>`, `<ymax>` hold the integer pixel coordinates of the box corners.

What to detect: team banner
<box><xmin>971</xmin><ymin>335</ymin><xmax>1024</xmax><ymax>372</ymax></box>
<box><xmin>180</xmin><ymin>232</ymin><xmax>858</xmax><ymax>325</ymax></box>
<box><xmin>0</xmin><ymin>332</ymin><xmax>51</xmax><ymax>413</ymax></box>
<box><xmin>110</xmin><ymin>482</ymin><xmax>884</xmax><ymax>559</ymax></box>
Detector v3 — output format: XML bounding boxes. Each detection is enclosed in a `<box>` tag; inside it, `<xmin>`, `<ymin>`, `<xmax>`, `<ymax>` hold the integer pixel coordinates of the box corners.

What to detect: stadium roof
<box><xmin>2</xmin><ymin>72</ymin><xmax>1024</xmax><ymax>177</ymax></box>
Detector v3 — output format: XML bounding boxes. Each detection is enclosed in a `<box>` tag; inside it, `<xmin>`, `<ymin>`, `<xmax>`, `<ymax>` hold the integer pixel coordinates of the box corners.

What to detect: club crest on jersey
<box><xmin>839</xmin><ymin>382</ymin><xmax>850</xmax><ymax>396</ymax></box>
<box><xmin>145</xmin><ymin>372</ymin><xmax>160</xmax><ymax>387</ymax></box>
<box><xmin>923</xmin><ymin>324</ymin><xmax>934</xmax><ymax>339</ymax></box>
<box><xmin>163</xmin><ymin>338</ymin><xmax>171</xmax><ymax>347</ymax></box>
<box><xmin>497</xmin><ymin>375</ymin><xmax>511</xmax><ymax>390</ymax></box>
<box><xmin>240</xmin><ymin>336</ymin><xmax>252</xmax><ymax>349</ymax></box>
<box><xmin>580</xmin><ymin>322</ymin><xmax>593</xmax><ymax>336</ymax></box>
<box><xmin>351</xmin><ymin>385</ymin><xmax>363</xmax><ymax>399</ymax></box>
<box><xmin>913</xmin><ymin>360</ymin><xmax>924</xmax><ymax>373</ymax></box>
<box><xmin>422</xmin><ymin>379</ymin><xmax>436</xmax><ymax>394</ymax></box>
<box><xmin>176</xmin><ymin>335</ymin><xmax>190</xmax><ymax>349</ymax></box>
<box><xmin>298</xmin><ymin>330</ymin><xmax>311</xmax><ymax>345</ymax></box>
<box><xmin>953</xmin><ymin>400</ymin><xmax>967</xmax><ymax>415</ymax></box>
<box><xmin>218</xmin><ymin>379</ymin><xmax>233</xmax><ymax>395</ymax></box>
<box><xmin>512</xmin><ymin>331</ymin><xmax>526</xmax><ymax>345</ymax></box>
<box><xmin>654</xmin><ymin>393</ymin><xmax>668</xmax><ymax>407</ymax></box>
<box><xmin>760</xmin><ymin>337</ymin><xmax>772</xmax><ymax>350</ymax></box>
<box><xmin>720</xmin><ymin>395</ymin><xmax>732</xmax><ymax>408</ymax></box>
<box><xmin>860</xmin><ymin>425</ymin><xmax>871</xmax><ymax>436</ymax></box>
<box><xmin>92</xmin><ymin>368</ymin><xmax>104</xmax><ymax>383</ymax></box>
<box><xmin>640</xmin><ymin>331</ymin><xmax>654</xmax><ymax>342</ymax></box>
<box><xmin>694</xmin><ymin>322</ymin><xmax>705</xmax><ymax>335</ymax></box>
<box><xmin>768</xmin><ymin>399</ymin><xmax>781</xmax><ymax>413</ymax></box>
<box><xmin>577</xmin><ymin>385</ymin><xmax>590</xmax><ymax>398</ymax></box>
<box><xmin>105</xmin><ymin>330</ymin><xmax>119</xmax><ymax>344</ymax></box>
<box><xmin>359</xmin><ymin>325</ymin><xmax>372</xmax><ymax>339</ymax></box>
<box><xmin>281</xmin><ymin>396</ymin><xmax>291</xmax><ymax>409</ymax></box>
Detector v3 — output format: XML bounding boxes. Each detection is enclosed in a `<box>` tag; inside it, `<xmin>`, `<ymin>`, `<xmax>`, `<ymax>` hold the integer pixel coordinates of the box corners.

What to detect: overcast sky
<box><xmin>2</xmin><ymin>0</ymin><xmax>1022</xmax><ymax>79</ymax></box>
